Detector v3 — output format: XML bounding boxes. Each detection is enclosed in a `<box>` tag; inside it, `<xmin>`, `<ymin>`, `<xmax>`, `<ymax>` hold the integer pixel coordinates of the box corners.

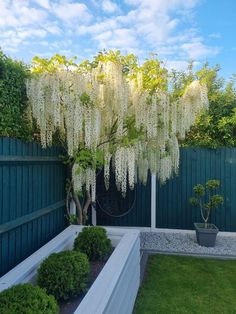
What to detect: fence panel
<box><xmin>97</xmin><ymin>148</ymin><xmax>236</xmax><ymax>231</ymax></box>
<box><xmin>0</xmin><ymin>138</ymin><xmax>66</xmax><ymax>276</ymax></box>
<box><xmin>96</xmin><ymin>171</ymin><xmax>151</xmax><ymax>227</ymax></box>
<box><xmin>156</xmin><ymin>148</ymin><xmax>236</xmax><ymax>231</ymax></box>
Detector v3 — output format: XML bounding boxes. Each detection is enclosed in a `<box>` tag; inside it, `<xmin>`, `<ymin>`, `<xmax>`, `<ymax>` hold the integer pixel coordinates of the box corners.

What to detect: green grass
<box><xmin>134</xmin><ymin>254</ymin><xmax>236</xmax><ymax>314</ymax></box>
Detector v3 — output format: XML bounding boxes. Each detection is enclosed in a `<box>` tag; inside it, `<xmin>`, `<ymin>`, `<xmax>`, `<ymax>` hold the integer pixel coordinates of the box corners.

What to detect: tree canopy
<box><xmin>26</xmin><ymin>51</ymin><xmax>208</xmax><ymax>223</ymax></box>
<box><xmin>171</xmin><ymin>62</ymin><xmax>236</xmax><ymax>148</ymax></box>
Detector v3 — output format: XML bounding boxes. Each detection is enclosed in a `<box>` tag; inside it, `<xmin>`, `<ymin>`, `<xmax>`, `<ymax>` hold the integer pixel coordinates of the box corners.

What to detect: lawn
<box><xmin>134</xmin><ymin>254</ymin><xmax>236</xmax><ymax>314</ymax></box>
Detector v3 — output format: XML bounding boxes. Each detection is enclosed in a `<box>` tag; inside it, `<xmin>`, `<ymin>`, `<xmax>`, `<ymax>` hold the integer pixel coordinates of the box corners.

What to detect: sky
<box><xmin>0</xmin><ymin>0</ymin><xmax>235</xmax><ymax>78</ymax></box>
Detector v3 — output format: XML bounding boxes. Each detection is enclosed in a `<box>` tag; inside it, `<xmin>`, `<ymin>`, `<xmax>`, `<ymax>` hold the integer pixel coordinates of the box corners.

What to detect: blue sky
<box><xmin>0</xmin><ymin>0</ymin><xmax>235</xmax><ymax>78</ymax></box>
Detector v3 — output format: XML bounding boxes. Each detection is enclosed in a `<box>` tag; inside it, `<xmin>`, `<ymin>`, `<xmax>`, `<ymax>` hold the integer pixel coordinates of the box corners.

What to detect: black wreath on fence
<box><xmin>96</xmin><ymin>168</ymin><xmax>136</xmax><ymax>218</ymax></box>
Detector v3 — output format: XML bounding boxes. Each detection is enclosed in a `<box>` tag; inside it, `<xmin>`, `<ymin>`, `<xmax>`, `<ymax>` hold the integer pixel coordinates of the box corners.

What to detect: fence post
<box><xmin>151</xmin><ymin>174</ymin><xmax>156</xmax><ymax>231</ymax></box>
<box><xmin>92</xmin><ymin>203</ymin><xmax>97</xmax><ymax>226</ymax></box>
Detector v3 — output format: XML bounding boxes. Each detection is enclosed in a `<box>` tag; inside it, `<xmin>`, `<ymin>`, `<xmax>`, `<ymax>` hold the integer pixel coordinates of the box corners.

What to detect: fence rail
<box><xmin>0</xmin><ymin>138</ymin><xmax>66</xmax><ymax>276</ymax></box>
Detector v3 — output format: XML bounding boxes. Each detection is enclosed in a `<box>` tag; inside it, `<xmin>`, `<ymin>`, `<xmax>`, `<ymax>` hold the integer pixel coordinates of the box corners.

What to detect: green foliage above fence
<box><xmin>1</xmin><ymin>49</ymin><xmax>236</xmax><ymax>148</ymax></box>
<box><xmin>176</xmin><ymin>63</ymin><xmax>236</xmax><ymax>148</ymax></box>
<box><xmin>0</xmin><ymin>50</ymin><xmax>33</xmax><ymax>141</ymax></box>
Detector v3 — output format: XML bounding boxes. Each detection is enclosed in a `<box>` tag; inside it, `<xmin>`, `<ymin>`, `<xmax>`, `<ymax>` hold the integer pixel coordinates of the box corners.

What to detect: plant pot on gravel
<box><xmin>194</xmin><ymin>223</ymin><xmax>219</xmax><ymax>247</ymax></box>
<box><xmin>190</xmin><ymin>180</ymin><xmax>224</xmax><ymax>247</ymax></box>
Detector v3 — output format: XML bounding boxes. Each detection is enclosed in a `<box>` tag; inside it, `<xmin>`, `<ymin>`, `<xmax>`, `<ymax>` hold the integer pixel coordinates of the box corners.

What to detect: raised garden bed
<box><xmin>0</xmin><ymin>225</ymin><xmax>140</xmax><ymax>314</ymax></box>
<box><xmin>60</xmin><ymin>257</ymin><xmax>110</xmax><ymax>314</ymax></box>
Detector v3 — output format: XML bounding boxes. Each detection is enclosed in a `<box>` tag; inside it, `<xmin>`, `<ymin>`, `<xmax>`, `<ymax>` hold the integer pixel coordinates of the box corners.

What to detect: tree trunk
<box><xmin>66</xmin><ymin>163</ymin><xmax>92</xmax><ymax>225</ymax></box>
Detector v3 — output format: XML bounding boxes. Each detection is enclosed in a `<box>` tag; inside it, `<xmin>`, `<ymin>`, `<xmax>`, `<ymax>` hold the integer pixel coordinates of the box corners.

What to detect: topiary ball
<box><xmin>0</xmin><ymin>283</ymin><xmax>58</xmax><ymax>314</ymax></box>
<box><xmin>37</xmin><ymin>250</ymin><xmax>89</xmax><ymax>300</ymax></box>
<box><xmin>74</xmin><ymin>226</ymin><xmax>112</xmax><ymax>261</ymax></box>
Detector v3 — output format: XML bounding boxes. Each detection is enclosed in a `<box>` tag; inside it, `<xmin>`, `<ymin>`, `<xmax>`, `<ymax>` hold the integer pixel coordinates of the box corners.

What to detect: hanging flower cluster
<box><xmin>27</xmin><ymin>59</ymin><xmax>208</xmax><ymax>198</ymax></box>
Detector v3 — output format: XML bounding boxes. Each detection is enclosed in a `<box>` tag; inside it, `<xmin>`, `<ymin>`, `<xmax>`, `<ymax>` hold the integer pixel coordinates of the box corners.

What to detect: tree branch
<box><xmin>82</xmin><ymin>192</ymin><xmax>92</xmax><ymax>224</ymax></box>
<box><xmin>71</xmin><ymin>186</ymin><xmax>83</xmax><ymax>225</ymax></box>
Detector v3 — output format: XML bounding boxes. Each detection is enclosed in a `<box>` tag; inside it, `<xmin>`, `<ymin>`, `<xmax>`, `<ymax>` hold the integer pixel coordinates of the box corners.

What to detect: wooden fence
<box><xmin>156</xmin><ymin>148</ymin><xmax>236</xmax><ymax>231</ymax></box>
<box><xmin>2</xmin><ymin>144</ymin><xmax>236</xmax><ymax>275</ymax></box>
<box><xmin>97</xmin><ymin>148</ymin><xmax>236</xmax><ymax>232</ymax></box>
<box><xmin>0</xmin><ymin>138</ymin><xmax>66</xmax><ymax>276</ymax></box>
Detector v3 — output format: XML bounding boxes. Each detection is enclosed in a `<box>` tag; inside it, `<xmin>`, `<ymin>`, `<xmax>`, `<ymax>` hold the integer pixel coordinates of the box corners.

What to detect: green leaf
<box><xmin>193</xmin><ymin>184</ymin><xmax>205</xmax><ymax>197</ymax></box>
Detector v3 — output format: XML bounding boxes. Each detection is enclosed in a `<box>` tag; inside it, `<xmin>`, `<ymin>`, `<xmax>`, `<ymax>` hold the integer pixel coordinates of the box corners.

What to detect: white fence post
<box><xmin>151</xmin><ymin>174</ymin><xmax>156</xmax><ymax>231</ymax></box>
<box><xmin>69</xmin><ymin>200</ymin><xmax>76</xmax><ymax>215</ymax></box>
<box><xmin>92</xmin><ymin>202</ymin><xmax>97</xmax><ymax>226</ymax></box>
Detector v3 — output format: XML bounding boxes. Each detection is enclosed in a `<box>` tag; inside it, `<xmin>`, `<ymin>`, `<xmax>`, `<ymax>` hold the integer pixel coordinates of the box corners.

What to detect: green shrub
<box><xmin>37</xmin><ymin>250</ymin><xmax>89</xmax><ymax>300</ymax></box>
<box><xmin>74</xmin><ymin>226</ymin><xmax>112</xmax><ymax>261</ymax></box>
<box><xmin>0</xmin><ymin>50</ymin><xmax>33</xmax><ymax>140</ymax></box>
<box><xmin>190</xmin><ymin>179</ymin><xmax>224</xmax><ymax>228</ymax></box>
<box><xmin>0</xmin><ymin>283</ymin><xmax>58</xmax><ymax>314</ymax></box>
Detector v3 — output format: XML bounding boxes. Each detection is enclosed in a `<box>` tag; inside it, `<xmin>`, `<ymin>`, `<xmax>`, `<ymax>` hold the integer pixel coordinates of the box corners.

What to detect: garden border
<box><xmin>0</xmin><ymin>225</ymin><xmax>141</xmax><ymax>314</ymax></box>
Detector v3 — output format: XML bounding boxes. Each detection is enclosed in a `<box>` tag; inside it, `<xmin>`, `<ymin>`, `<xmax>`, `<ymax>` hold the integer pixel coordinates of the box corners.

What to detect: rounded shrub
<box><xmin>0</xmin><ymin>283</ymin><xmax>58</xmax><ymax>314</ymax></box>
<box><xmin>37</xmin><ymin>250</ymin><xmax>89</xmax><ymax>300</ymax></box>
<box><xmin>74</xmin><ymin>226</ymin><xmax>112</xmax><ymax>261</ymax></box>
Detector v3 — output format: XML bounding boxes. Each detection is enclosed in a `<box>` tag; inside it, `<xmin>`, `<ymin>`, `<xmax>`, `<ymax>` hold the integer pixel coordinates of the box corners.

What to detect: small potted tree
<box><xmin>190</xmin><ymin>179</ymin><xmax>224</xmax><ymax>247</ymax></box>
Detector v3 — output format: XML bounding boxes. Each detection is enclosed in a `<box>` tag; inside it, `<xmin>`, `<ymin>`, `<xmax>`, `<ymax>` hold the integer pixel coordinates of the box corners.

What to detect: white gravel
<box><xmin>141</xmin><ymin>231</ymin><xmax>236</xmax><ymax>257</ymax></box>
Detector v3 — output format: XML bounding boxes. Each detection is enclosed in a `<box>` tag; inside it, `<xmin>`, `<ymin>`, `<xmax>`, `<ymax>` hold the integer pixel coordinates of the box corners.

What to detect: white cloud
<box><xmin>0</xmin><ymin>0</ymin><xmax>220</xmax><ymax>69</ymax></box>
<box><xmin>94</xmin><ymin>30</ymin><xmax>113</xmax><ymax>42</ymax></box>
<box><xmin>181</xmin><ymin>41</ymin><xmax>219</xmax><ymax>59</ymax></box>
<box><xmin>17</xmin><ymin>28</ymin><xmax>47</xmax><ymax>39</ymax></box>
<box><xmin>52</xmin><ymin>1</ymin><xmax>91</xmax><ymax>24</ymax></box>
<box><xmin>43</xmin><ymin>23</ymin><xmax>62</xmax><ymax>35</ymax></box>
<box><xmin>0</xmin><ymin>27</ymin><xmax>47</xmax><ymax>52</ymax></box>
<box><xmin>88</xmin><ymin>0</ymin><xmax>195</xmax><ymax>52</ymax></box>
<box><xmin>79</xmin><ymin>0</ymin><xmax>218</xmax><ymax>66</ymax></box>
<box><xmin>0</xmin><ymin>0</ymin><xmax>92</xmax><ymax>54</ymax></box>
<box><xmin>125</xmin><ymin>0</ymin><xmax>198</xmax><ymax>12</ymax></box>
<box><xmin>78</xmin><ymin>18</ymin><xmax>118</xmax><ymax>35</ymax></box>
<box><xmin>95</xmin><ymin>28</ymin><xmax>138</xmax><ymax>49</ymax></box>
<box><xmin>124</xmin><ymin>0</ymin><xmax>141</xmax><ymax>5</ymax></box>
<box><xmin>34</xmin><ymin>0</ymin><xmax>51</xmax><ymax>10</ymax></box>
<box><xmin>102</xmin><ymin>0</ymin><xmax>119</xmax><ymax>14</ymax></box>
<box><xmin>157</xmin><ymin>45</ymin><xmax>181</xmax><ymax>56</ymax></box>
<box><xmin>0</xmin><ymin>1</ymin><xmax>47</xmax><ymax>28</ymax></box>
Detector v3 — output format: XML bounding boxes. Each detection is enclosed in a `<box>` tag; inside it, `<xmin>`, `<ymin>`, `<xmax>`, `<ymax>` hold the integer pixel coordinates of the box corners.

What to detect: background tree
<box><xmin>27</xmin><ymin>51</ymin><xmax>208</xmax><ymax>224</ymax></box>
<box><xmin>0</xmin><ymin>50</ymin><xmax>33</xmax><ymax>141</ymax></box>
<box><xmin>170</xmin><ymin>62</ymin><xmax>236</xmax><ymax>148</ymax></box>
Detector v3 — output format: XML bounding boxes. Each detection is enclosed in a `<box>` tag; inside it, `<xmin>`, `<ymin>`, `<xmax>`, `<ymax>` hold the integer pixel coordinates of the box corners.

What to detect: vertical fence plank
<box><xmin>0</xmin><ymin>138</ymin><xmax>66</xmax><ymax>277</ymax></box>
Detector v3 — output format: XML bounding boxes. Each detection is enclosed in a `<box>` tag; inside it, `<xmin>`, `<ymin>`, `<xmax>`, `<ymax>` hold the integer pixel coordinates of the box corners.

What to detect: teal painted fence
<box><xmin>97</xmin><ymin>172</ymin><xmax>151</xmax><ymax>227</ymax></box>
<box><xmin>0</xmin><ymin>138</ymin><xmax>66</xmax><ymax>276</ymax></box>
<box><xmin>156</xmin><ymin>147</ymin><xmax>236</xmax><ymax>231</ymax></box>
<box><xmin>97</xmin><ymin>148</ymin><xmax>236</xmax><ymax>232</ymax></box>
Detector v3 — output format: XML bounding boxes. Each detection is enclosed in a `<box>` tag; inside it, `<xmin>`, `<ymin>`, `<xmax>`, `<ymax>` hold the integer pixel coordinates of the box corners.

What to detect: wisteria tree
<box><xmin>27</xmin><ymin>51</ymin><xmax>208</xmax><ymax>224</ymax></box>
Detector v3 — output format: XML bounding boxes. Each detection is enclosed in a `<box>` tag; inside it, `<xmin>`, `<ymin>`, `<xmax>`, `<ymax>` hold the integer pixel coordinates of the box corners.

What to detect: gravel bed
<box><xmin>141</xmin><ymin>231</ymin><xmax>236</xmax><ymax>257</ymax></box>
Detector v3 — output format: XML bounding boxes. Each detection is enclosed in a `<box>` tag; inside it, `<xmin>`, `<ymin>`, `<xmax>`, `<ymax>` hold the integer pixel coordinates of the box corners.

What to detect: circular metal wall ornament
<box><xmin>96</xmin><ymin>169</ymin><xmax>136</xmax><ymax>218</ymax></box>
